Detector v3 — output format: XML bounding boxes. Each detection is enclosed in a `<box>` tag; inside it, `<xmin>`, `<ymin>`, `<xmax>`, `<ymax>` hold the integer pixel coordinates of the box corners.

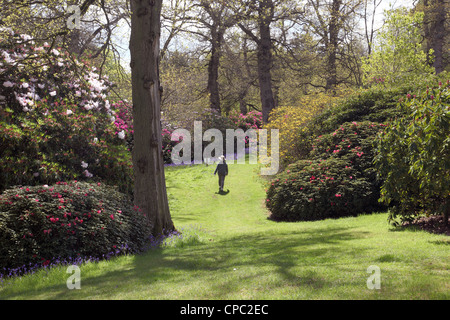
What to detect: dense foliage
<box><xmin>229</xmin><ymin>110</ymin><xmax>263</xmax><ymax>131</ymax></box>
<box><xmin>292</xmin><ymin>85</ymin><xmax>418</xmax><ymax>162</ymax></box>
<box><xmin>361</xmin><ymin>9</ymin><xmax>435</xmax><ymax>86</ymax></box>
<box><xmin>264</xmin><ymin>90</ymin><xmax>349</xmax><ymax>167</ymax></box>
<box><xmin>0</xmin><ymin>31</ymin><xmax>133</xmax><ymax>194</ymax></box>
<box><xmin>375</xmin><ymin>81</ymin><xmax>450</xmax><ymax>225</ymax></box>
<box><xmin>0</xmin><ymin>181</ymin><xmax>151</xmax><ymax>273</ymax></box>
<box><xmin>266</xmin><ymin>121</ymin><xmax>386</xmax><ymax>221</ymax></box>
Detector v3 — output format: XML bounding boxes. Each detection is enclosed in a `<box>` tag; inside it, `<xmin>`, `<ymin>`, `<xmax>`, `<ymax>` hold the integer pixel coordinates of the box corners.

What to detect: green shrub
<box><xmin>310</xmin><ymin>121</ymin><xmax>387</xmax><ymax>183</ymax></box>
<box><xmin>375</xmin><ymin>80</ymin><xmax>450</xmax><ymax>225</ymax></box>
<box><xmin>293</xmin><ymin>86</ymin><xmax>413</xmax><ymax>161</ymax></box>
<box><xmin>266</xmin><ymin>121</ymin><xmax>386</xmax><ymax>221</ymax></box>
<box><xmin>266</xmin><ymin>158</ymin><xmax>378</xmax><ymax>221</ymax></box>
<box><xmin>0</xmin><ymin>181</ymin><xmax>151</xmax><ymax>272</ymax></box>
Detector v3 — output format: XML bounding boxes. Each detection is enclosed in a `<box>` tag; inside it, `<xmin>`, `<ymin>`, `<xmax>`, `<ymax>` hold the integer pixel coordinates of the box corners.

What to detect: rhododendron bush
<box><xmin>0</xmin><ymin>181</ymin><xmax>151</xmax><ymax>272</ymax></box>
<box><xmin>264</xmin><ymin>90</ymin><xmax>350</xmax><ymax>168</ymax></box>
<box><xmin>0</xmin><ymin>30</ymin><xmax>133</xmax><ymax>194</ymax></box>
<box><xmin>229</xmin><ymin>110</ymin><xmax>263</xmax><ymax>131</ymax></box>
<box><xmin>375</xmin><ymin>81</ymin><xmax>450</xmax><ymax>225</ymax></box>
<box><xmin>266</xmin><ymin>121</ymin><xmax>386</xmax><ymax>221</ymax></box>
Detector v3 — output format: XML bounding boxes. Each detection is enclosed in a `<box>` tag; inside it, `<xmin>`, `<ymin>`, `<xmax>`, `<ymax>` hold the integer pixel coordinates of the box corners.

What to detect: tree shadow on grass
<box><xmin>17</xmin><ymin>225</ymin><xmax>374</xmax><ymax>300</ymax></box>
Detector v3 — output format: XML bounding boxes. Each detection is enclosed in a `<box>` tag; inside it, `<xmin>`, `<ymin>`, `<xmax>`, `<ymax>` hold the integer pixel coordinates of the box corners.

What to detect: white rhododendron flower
<box><xmin>66</xmin><ymin>109</ymin><xmax>73</xmax><ymax>115</ymax></box>
<box><xmin>81</xmin><ymin>161</ymin><xmax>88</xmax><ymax>168</ymax></box>
<box><xmin>118</xmin><ymin>130</ymin><xmax>125</xmax><ymax>140</ymax></box>
<box><xmin>20</xmin><ymin>34</ymin><xmax>32</xmax><ymax>41</ymax></box>
<box><xmin>83</xmin><ymin>170</ymin><xmax>93</xmax><ymax>178</ymax></box>
<box><xmin>3</xmin><ymin>81</ymin><xmax>14</xmax><ymax>87</ymax></box>
<box><xmin>2</xmin><ymin>51</ymin><xmax>13</xmax><ymax>63</ymax></box>
<box><xmin>49</xmin><ymin>91</ymin><xmax>56</xmax><ymax>96</ymax></box>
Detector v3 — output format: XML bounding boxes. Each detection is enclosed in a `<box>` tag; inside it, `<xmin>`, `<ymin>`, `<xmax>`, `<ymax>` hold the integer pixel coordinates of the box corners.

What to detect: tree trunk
<box><xmin>129</xmin><ymin>0</ymin><xmax>175</xmax><ymax>236</ymax></box>
<box><xmin>326</xmin><ymin>0</ymin><xmax>341</xmax><ymax>93</ymax></box>
<box><xmin>444</xmin><ymin>198</ymin><xmax>449</xmax><ymax>227</ymax></box>
<box><xmin>258</xmin><ymin>0</ymin><xmax>276</xmax><ymax>123</ymax></box>
<box><xmin>423</xmin><ymin>0</ymin><xmax>447</xmax><ymax>74</ymax></box>
<box><xmin>239</xmin><ymin>99</ymin><xmax>248</xmax><ymax>115</ymax></box>
<box><xmin>207</xmin><ymin>27</ymin><xmax>224</xmax><ymax>113</ymax></box>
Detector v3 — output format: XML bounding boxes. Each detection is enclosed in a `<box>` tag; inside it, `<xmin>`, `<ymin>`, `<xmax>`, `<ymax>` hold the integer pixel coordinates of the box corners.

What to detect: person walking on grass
<box><xmin>214</xmin><ymin>155</ymin><xmax>228</xmax><ymax>192</ymax></box>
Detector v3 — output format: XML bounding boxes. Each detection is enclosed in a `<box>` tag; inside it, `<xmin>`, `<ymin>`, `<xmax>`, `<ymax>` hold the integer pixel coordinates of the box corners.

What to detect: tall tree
<box><xmin>360</xmin><ymin>8</ymin><xmax>435</xmax><ymax>86</ymax></box>
<box><xmin>194</xmin><ymin>0</ymin><xmax>238</xmax><ymax>113</ymax></box>
<box><xmin>129</xmin><ymin>0</ymin><xmax>175</xmax><ymax>236</ymax></box>
<box><xmin>236</xmin><ymin>0</ymin><xmax>299</xmax><ymax>122</ymax></box>
<box><xmin>421</xmin><ymin>0</ymin><xmax>449</xmax><ymax>74</ymax></box>
<box><xmin>161</xmin><ymin>0</ymin><xmax>194</xmax><ymax>59</ymax></box>
<box><xmin>303</xmin><ymin>0</ymin><xmax>364</xmax><ymax>92</ymax></box>
<box><xmin>237</xmin><ymin>0</ymin><xmax>276</xmax><ymax>123</ymax></box>
<box><xmin>362</xmin><ymin>0</ymin><xmax>383</xmax><ymax>56</ymax></box>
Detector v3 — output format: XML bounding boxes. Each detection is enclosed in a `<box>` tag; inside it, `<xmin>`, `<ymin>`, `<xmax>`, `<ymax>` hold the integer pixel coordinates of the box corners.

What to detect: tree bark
<box><xmin>207</xmin><ymin>27</ymin><xmax>224</xmax><ymax>113</ymax></box>
<box><xmin>257</xmin><ymin>0</ymin><xmax>276</xmax><ymax>123</ymax></box>
<box><xmin>423</xmin><ymin>0</ymin><xmax>447</xmax><ymax>74</ymax></box>
<box><xmin>325</xmin><ymin>0</ymin><xmax>342</xmax><ymax>93</ymax></box>
<box><xmin>129</xmin><ymin>0</ymin><xmax>175</xmax><ymax>236</ymax></box>
<box><xmin>444</xmin><ymin>198</ymin><xmax>449</xmax><ymax>227</ymax></box>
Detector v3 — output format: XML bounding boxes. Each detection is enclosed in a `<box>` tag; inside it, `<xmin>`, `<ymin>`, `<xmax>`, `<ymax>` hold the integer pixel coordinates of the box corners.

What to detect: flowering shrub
<box><xmin>264</xmin><ymin>90</ymin><xmax>350</xmax><ymax>167</ymax></box>
<box><xmin>310</xmin><ymin>121</ymin><xmax>387</xmax><ymax>183</ymax></box>
<box><xmin>229</xmin><ymin>110</ymin><xmax>263</xmax><ymax>130</ymax></box>
<box><xmin>0</xmin><ymin>31</ymin><xmax>133</xmax><ymax>194</ymax></box>
<box><xmin>266</xmin><ymin>158</ymin><xmax>377</xmax><ymax>221</ymax></box>
<box><xmin>0</xmin><ymin>181</ymin><xmax>151</xmax><ymax>273</ymax></box>
<box><xmin>266</xmin><ymin>121</ymin><xmax>386</xmax><ymax>221</ymax></box>
<box><xmin>161</xmin><ymin>125</ymin><xmax>184</xmax><ymax>164</ymax></box>
<box><xmin>111</xmin><ymin>100</ymin><xmax>134</xmax><ymax>149</ymax></box>
<box><xmin>375</xmin><ymin>80</ymin><xmax>450</xmax><ymax>225</ymax></box>
<box><xmin>291</xmin><ymin>85</ymin><xmax>420</xmax><ymax>165</ymax></box>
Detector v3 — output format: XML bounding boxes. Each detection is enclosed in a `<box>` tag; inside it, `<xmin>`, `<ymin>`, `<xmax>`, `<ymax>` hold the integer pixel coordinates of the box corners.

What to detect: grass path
<box><xmin>0</xmin><ymin>161</ymin><xmax>449</xmax><ymax>300</ymax></box>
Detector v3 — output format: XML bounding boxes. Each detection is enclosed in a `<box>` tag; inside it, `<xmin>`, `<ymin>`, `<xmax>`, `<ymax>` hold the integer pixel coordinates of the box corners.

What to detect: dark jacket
<box><xmin>214</xmin><ymin>161</ymin><xmax>228</xmax><ymax>176</ymax></box>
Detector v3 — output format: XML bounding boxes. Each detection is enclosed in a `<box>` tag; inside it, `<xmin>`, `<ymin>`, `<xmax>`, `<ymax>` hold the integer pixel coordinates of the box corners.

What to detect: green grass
<box><xmin>0</xmin><ymin>161</ymin><xmax>449</xmax><ymax>300</ymax></box>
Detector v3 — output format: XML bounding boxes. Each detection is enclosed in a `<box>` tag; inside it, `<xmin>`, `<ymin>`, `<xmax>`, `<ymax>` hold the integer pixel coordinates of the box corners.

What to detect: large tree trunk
<box><xmin>129</xmin><ymin>0</ymin><xmax>175</xmax><ymax>236</ymax></box>
<box><xmin>207</xmin><ymin>27</ymin><xmax>224</xmax><ymax>113</ymax></box>
<box><xmin>423</xmin><ymin>0</ymin><xmax>447</xmax><ymax>74</ymax></box>
<box><xmin>325</xmin><ymin>0</ymin><xmax>341</xmax><ymax>93</ymax></box>
<box><xmin>258</xmin><ymin>0</ymin><xmax>276</xmax><ymax>123</ymax></box>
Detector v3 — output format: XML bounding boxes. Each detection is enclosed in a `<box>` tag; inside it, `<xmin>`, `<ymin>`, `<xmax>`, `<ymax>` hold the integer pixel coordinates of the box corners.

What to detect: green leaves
<box><xmin>361</xmin><ymin>8</ymin><xmax>435</xmax><ymax>87</ymax></box>
<box><xmin>0</xmin><ymin>181</ymin><xmax>151</xmax><ymax>272</ymax></box>
<box><xmin>266</xmin><ymin>121</ymin><xmax>385</xmax><ymax>221</ymax></box>
<box><xmin>375</xmin><ymin>80</ymin><xmax>450</xmax><ymax>224</ymax></box>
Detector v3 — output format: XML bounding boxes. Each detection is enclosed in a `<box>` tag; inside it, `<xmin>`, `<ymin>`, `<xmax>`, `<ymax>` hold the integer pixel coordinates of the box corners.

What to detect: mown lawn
<box><xmin>0</xmin><ymin>161</ymin><xmax>449</xmax><ymax>300</ymax></box>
